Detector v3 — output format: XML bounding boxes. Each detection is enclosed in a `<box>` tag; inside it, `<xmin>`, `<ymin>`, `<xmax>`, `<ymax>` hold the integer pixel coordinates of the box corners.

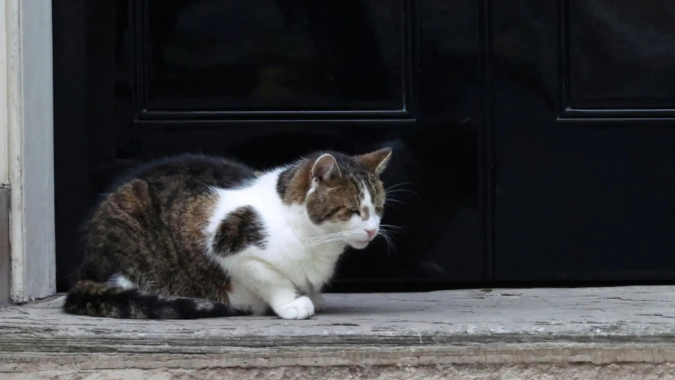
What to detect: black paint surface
<box><xmin>492</xmin><ymin>0</ymin><xmax>675</xmax><ymax>281</ymax></box>
<box><xmin>53</xmin><ymin>0</ymin><xmax>675</xmax><ymax>291</ymax></box>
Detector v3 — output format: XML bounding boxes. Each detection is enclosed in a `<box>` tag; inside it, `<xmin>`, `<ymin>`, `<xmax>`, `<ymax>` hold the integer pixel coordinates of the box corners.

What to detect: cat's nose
<box><xmin>365</xmin><ymin>229</ymin><xmax>377</xmax><ymax>239</ymax></box>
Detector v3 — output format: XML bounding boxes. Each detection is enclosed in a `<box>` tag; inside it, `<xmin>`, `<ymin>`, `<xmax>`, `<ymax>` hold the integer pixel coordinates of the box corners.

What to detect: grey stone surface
<box><xmin>3</xmin><ymin>287</ymin><xmax>675</xmax><ymax>378</ymax></box>
<box><xmin>6</xmin><ymin>364</ymin><xmax>675</xmax><ymax>380</ymax></box>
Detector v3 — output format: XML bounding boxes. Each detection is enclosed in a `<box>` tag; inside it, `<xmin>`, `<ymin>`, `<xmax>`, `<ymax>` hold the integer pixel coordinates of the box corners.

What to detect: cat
<box><xmin>63</xmin><ymin>148</ymin><xmax>392</xmax><ymax>319</ymax></box>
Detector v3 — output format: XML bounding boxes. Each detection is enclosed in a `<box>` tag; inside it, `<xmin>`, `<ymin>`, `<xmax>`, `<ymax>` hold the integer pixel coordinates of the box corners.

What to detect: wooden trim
<box><xmin>3</xmin><ymin>0</ymin><xmax>55</xmax><ymax>303</ymax></box>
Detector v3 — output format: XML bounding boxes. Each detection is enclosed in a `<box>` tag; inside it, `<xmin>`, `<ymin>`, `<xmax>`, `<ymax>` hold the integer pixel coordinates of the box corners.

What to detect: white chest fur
<box><xmin>204</xmin><ymin>169</ymin><xmax>344</xmax><ymax>292</ymax></box>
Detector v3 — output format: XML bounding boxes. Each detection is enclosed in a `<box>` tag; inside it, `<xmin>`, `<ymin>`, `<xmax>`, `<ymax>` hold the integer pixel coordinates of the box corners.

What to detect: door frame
<box><xmin>0</xmin><ymin>0</ymin><xmax>55</xmax><ymax>304</ymax></box>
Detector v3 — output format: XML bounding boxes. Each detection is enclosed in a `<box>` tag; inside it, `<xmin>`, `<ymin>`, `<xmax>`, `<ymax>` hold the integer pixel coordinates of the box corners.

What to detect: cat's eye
<box><xmin>350</xmin><ymin>208</ymin><xmax>361</xmax><ymax>216</ymax></box>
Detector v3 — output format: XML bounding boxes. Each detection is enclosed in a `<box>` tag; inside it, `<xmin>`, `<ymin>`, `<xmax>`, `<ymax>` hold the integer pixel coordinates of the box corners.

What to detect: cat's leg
<box><xmin>226</xmin><ymin>283</ymin><xmax>269</xmax><ymax>316</ymax></box>
<box><xmin>237</xmin><ymin>259</ymin><xmax>315</xmax><ymax>319</ymax></box>
<box><xmin>307</xmin><ymin>283</ymin><xmax>326</xmax><ymax>312</ymax></box>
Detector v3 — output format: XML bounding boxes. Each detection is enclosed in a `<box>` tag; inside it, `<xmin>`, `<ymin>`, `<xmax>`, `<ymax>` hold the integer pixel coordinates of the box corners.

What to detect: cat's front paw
<box><xmin>276</xmin><ymin>296</ymin><xmax>315</xmax><ymax>320</ymax></box>
<box><xmin>310</xmin><ymin>292</ymin><xmax>326</xmax><ymax>312</ymax></box>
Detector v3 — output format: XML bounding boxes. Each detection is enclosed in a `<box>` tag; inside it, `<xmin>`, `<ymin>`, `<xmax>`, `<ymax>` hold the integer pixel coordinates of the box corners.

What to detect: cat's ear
<box><xmin>357</xmin><ymin>148</ymin><xmax>392</xmax><ymax>175</ymax></box>
<box><xmin>311</xmin><ymin>154</ymin><xmax>341</xmax><ymax>182</ymax></box>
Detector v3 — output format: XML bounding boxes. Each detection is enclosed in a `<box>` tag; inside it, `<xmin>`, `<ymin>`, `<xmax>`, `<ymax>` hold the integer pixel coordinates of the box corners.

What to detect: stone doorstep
<box><xmin>2</xmin><ymin>286</ymin><xmax>675</xmax><ymax>374</ymax></box>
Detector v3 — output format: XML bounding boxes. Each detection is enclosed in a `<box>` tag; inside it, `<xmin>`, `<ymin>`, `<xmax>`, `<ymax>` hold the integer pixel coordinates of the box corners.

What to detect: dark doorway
<box><xmin>53</xmin><ymin>0</ymin><xmax>675</xmax><ymax>292</ymax></box>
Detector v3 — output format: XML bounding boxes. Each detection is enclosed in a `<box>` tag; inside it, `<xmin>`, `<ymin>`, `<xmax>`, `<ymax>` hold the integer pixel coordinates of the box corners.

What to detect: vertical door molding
<box><xmin>1</xmin><ymin>0</ymin><xmax>55</xmax><ymax>303</ymax></box>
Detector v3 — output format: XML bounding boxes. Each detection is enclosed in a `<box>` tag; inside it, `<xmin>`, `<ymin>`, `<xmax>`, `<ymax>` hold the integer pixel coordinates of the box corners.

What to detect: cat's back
<box><xmin>78</xmin><ymin>154</ymin><xmax>256</xmax><ymax>283</ymax></box>
<box><xmin>107</xmin><ymin>154</ymin><xmax>256</xmax><ymax>195</ymax></box>
<box><xmin>90</xmin><ymin>153</ymin><xmax>258</xmax><ymax>234</ymax></box>
<box><xmin>85</xmin><ymin>154</ymin><xmax>257</xmax><ymax>248</ymax></box>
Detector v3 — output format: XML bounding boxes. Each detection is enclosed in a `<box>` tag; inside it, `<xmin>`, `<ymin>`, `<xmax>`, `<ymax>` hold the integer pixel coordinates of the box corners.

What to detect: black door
<box><xmin>492</xmin><ymin>0</ymin><xmax>675</xmax><ymax>282</ymax></box>
<box><xmin>53</xmin><ymin>0</ymin><xmax>675</xmax><ymax>292</ymax></box>
<box><xmin>53</xmin><ymin>0</ymin><xmax>484</xmax><ymax>291</ymax></box>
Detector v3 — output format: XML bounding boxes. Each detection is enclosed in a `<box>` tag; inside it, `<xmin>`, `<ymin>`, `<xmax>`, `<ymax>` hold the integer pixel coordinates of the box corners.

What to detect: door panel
<box><xmin>142</xmin><ymin>0</ymin><xmax>406</xmax><ymax>113</ymax></box>
<box><xmin>568</xmin><ymin>0</ymin><xmax>675</xmax><ymax>110</ymax></box>
<box><xmin>492</xmin><ymin>0</ymin><xmax>675</xmax><ymax>281</ymax></box>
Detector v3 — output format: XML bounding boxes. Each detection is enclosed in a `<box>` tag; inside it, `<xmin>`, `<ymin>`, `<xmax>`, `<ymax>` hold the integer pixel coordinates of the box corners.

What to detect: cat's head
<box><xmin>278</xmin><ymin>148</ymin><xmax>392</xmax><ymax>249</ymax></box>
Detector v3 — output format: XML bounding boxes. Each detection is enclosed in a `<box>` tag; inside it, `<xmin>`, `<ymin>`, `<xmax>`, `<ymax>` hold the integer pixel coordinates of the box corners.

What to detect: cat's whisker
<box><xmin>306</xmin><ymin>231</ymin><xmax>361</xmax><ymax>246</ymax></box>
<box><xmin>309</xmin><ymin>240</ymin><xmax>337</xmax><ymax>247</ymax></box>
<box><xmin>307</xmin><ymin>237</ymin><xmax>343</xmax><ymax>246</ymax></box>
<box><xmin>378</xmin><ymin>230</ymin><xmax>398</xmax><ymax>256</ymax></box>
<box><xmin>381</xmin><ymin>228</ymin><xmax>405</xmax><ymax>235</ymax></box>
<box><xmin>308</xmin><ymin>236</ymin><xmax>350</xmax><ymax>247</ymax></box>
<box><xmin>310</xmin><ymin>234</ymin><xmax>349</xmax><ymax>242</ymax></box>
<box><xmin>385</xmin><ymin>182</ymin><xmax>414</xmax><ymax>192</ymax></box>
<box><xmin>307</xmin><ymin>230</ymin><xmax>360</xmax><ymax>241</ymax></box>
<box><xmin>306</xmin><ymin>230</ymin><xmax>352</xmax><ymax>239</ymax></box>
<box><xmin>307</xmin><ymin>228</ymin><xmax>374</xmax><ymax>247</ymax></box>
<box><xmin>379</xmin><ymin>225</ymin><xmax>405</xmax><ymax>234</ymax></box>
<box><xmin>380</xmin><ymin>224</ymin><xmax>404</xmax><ymax>229</ymax></box>
<box><xmin>306</xmin><ymin>232</ymin><xmax>344</xmax><ymax>241</ymax></box>
<box><xmin>385</xmin><ymin>198</ymin><xmax>405</xmax><ymax>206</ymax></box>
<box><xmin>384</xmin><ymin>232</ymin><xmax>398</xmax><ymax>251</ymax></box>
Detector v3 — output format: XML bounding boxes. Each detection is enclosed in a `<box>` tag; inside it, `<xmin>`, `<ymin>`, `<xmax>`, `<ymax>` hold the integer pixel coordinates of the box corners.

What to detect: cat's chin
<box><xmin>348</xmin><ymin>240</ymin><xmax>370</xmax><ymax>250</ymax></box>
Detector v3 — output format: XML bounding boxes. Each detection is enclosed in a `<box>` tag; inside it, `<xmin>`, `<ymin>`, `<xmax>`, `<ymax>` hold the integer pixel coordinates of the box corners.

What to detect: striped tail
<box><xmin>63</xmin><ymin>280</ymin><xmax>245</xmax><ymax>319</ymax></box>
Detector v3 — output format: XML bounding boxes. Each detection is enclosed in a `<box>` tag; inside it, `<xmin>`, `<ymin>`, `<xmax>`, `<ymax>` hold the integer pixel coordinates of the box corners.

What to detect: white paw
<box><xmin>311</xmin><ymin>293</ymin><xmax>326</xmax><ymax>312</ymax></box>
<box><xmin>276</xmin><ymin>296</ymin><xmax>315</xmax><ymax>320</ymax></box>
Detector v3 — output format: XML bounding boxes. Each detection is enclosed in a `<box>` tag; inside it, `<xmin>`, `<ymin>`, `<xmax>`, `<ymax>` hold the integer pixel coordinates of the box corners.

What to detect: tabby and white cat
<box><xmin>64</xmin><ymin>149</ymin><xmax>391</xmax><ymax>319</ymax></box>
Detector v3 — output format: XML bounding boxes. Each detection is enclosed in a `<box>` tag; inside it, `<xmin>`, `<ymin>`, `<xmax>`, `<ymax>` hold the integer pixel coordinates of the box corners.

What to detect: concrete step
<box><xmin>2</xmin><ymin>287</ymin><xmax>675</xmax><ymax>379</ymax></box>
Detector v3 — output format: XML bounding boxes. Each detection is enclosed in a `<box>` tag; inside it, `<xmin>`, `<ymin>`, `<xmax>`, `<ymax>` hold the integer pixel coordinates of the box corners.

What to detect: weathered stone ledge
<box><xmin>3</xmin><ymin>287</ymin><xmax>675</xmax><ymax>378</ymax></box>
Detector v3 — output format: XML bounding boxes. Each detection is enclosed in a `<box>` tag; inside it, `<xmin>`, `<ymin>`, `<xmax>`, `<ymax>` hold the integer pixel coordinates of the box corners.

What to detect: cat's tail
<box><xmin>63</xmin><ymin>280</ymin><xmax>246</xmax><ymax>319</ymax></box>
